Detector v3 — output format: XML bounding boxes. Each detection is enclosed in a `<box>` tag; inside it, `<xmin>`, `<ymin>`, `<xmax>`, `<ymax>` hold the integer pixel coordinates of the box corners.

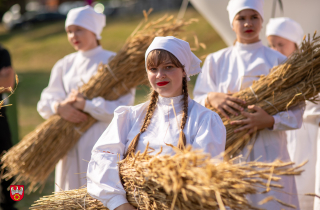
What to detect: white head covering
<box><xmin>65</xmin><ymin>5</ymin><xmax>106</xmax><ymax>40</ymax></box>
<box><xmin>227</xmin><ymin>0</ymin><xmax>264</xmax><ymax>27</ymax></box>
<box><xmin>145</xmin><ymin>36</ymin><xmax>202</xmax><ymax>81</ymax></box>
<box><xmin>266</xmin><ymin>17</ymin><xmax>304</xmax><ymax>46</ymax></box>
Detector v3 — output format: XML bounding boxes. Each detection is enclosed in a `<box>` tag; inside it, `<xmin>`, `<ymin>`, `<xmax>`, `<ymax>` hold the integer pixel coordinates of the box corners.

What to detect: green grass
<box><xmin>0</xmin><ymin>8</ymin><xmax>226</xmax><ymax>209</ymax></box>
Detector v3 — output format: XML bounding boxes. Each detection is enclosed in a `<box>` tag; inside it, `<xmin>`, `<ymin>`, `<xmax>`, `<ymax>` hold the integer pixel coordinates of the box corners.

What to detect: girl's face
<box><xmin>232</xmin><ymin>9</ymin><xmax>263</xmax><ymax>44</ymax></box>
<box><xmin>147</xmin><ymin>53</ymin><xmax>185</xmax><ymax>98</ymax></box>
<box><xmin>267</xmin><ymin>35</ymin><xmax>297</xmax><ymax>57</ymax></box>
<box><xmin>66</xmin><ymin>25</ymin><xmax>98</xmax><ymax>51</ymax></box>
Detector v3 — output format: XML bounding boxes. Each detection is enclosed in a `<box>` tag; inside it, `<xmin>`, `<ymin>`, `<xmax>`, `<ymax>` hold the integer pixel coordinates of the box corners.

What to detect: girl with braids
<box><xmin>87</xmin><ymin>36</ymin><xmax>226</xmax><ymax>210</ymax></box>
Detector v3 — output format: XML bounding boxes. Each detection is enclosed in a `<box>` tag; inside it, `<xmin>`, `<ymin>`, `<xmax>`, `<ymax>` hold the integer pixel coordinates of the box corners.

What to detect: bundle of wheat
<box><xmin>206</xmin><ymin>33</ymin><xmax>320</xmax><ymax>158</ymax></box>
<box><xmin>30</xmin><ymin>146</ymin><xmax>304</xmax><ymax>210</ymax></box>
<box><xmin>1</xmin><ymin>11</ymin><xmax>200</xmax><ymax>193</ymax></box>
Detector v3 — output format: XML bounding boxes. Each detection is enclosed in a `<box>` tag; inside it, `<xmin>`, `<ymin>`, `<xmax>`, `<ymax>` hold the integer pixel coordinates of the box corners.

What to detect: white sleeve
<box><xmin>193</xmin><ymin>55</ymin><xmax>219</xmax><ymax>106</ymax></box>
<box><xmin>37</xmin><ymin>59</ymin><xmax>66</xmax><ymax>119</ymax></box>
<box><xmin>83</xmin><ymin>88</ymin><xmax>135</xmax><ymax>123</ymax></box>
<box><xmin>87</xmin><ymin>106</ymin><xmax>131</xmax><ymax>210</ymax></box>
<box><xmin>304</xmin><ymin>95</ymin><xmax>320</xmax><ymax>123</ymax></box>
<box><xmin>191</xmin><ymin>112</ymin><xmax>226</xmax><ymax>158</ymax></box>
<box><xmin>272</xmin><ymin>102</ymin><xmax>305</xmax><ymax>131</ymax></box>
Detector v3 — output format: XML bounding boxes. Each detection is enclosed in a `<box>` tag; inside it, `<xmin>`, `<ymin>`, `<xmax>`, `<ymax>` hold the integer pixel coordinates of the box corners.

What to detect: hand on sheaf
<box><xmin>67</xmin><ymin>89</ymin><xmax>86</xmax><ymax>110</ymax></box>
<box><xmin>230</xmin><ymin>105</ymin><xmax>274</xmax><ymax>134</ymax></box>
<box><xmin>206</xmin><ymin>92</ymin><xmax>246</xmax><ymax>119</ymax></box>
<box><xmin>57</xmin><ymin>96</ymin><xmax>88</xmax><ymax>123</ymax></box>
<box><xmin>114</xmin><ymin>203</ymin><xmax>137</xmax><ymax>210</ymax></box>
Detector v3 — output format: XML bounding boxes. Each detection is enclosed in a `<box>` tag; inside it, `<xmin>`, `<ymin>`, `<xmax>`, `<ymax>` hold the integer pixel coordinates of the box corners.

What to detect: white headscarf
<box><xmin>227</xmin><ymin>0</ymin><xmax>264</xmax><ymax>27</ymax></box>
<box><xmin>266</xmin><ymin>17</ymin><xmax>304</xmax><ymax>46</ymax></box>
<box><xmin>145</xmin><ymin>36</ymin><xmax>202</xmax><ymax>81</ymax></box>
<box><xmin>65</xmin><ymin>5</ymin><xmax>105</xmax><ymax>40</ymax></box>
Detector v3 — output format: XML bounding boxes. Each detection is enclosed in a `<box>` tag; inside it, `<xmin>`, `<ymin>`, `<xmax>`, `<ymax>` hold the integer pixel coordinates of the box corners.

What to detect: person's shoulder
<box><xmin>206</xmin><ymin>46</ymin><xmax>233</xmax><ymax>62</ymax></box>
<box><xmin>51</xmin><ymin>52</ymin><xmax>77</xmax><ymax>69</ymax></box>
<box><xmin>0</xmin><ymin>46</ymin><xmax>8</xmax><ymax>53</ymax></box>
<box><xmin>114</xmin><ymin>101</ymin><xmax>149</xmax><ymax>119</ymax></box>
<box><xmin>58</xmin><ymin>52</ymin><xmax>78</xmax><ymax>63</ymax></box>
<box><xmin>190</xmin><ymin>100</ymin><xmax>223</xmax><ymax>122</ymax></box>
<box><xmin>101</xmin><ymin>49</ymin><xmax>116</xmax><ymax>57</ymax></box>
<box><xmin>97</xmin><ymin>48</ymin><xmax>116</xmax><ymax>63</ymax></box>
<box><xmin>0</xmin><ymin>46</ymin><xmax>10</xmax><ymax>56</ymax></box>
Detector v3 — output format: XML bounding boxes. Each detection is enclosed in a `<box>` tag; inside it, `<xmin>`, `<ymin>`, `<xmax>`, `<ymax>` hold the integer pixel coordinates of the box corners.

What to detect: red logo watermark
<box><xmin>10</xmin><ymin>185</ymin><xmax>24</xmax><ymax>201</ymax></box>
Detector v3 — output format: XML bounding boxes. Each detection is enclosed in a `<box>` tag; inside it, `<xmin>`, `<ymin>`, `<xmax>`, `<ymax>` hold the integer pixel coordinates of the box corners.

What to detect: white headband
<box><xmin>227</xmin><ymin>0</ymin><xmax>264</xmax><ymax>27</ymax></box>
<box><xmin>266</xmin><ymin>17</ymin><xmax>304</xmax><ymax>46</ymax></box>
<box><xmin>145</xmin><ymin>36</ymin><xmax>202</xmax><ymax>81</ymax></box>
<box><xmin>65</xmin><ymin>5</ymin><xmax>106</xmax><ymax>40</ymax></box>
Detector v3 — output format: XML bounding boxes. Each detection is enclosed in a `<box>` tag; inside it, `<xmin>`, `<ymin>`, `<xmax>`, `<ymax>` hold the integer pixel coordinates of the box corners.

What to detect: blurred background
<box><xmin>1</xmin><ymin>0</ymin><xmax>319</xmax><ymax>208</ymax></box>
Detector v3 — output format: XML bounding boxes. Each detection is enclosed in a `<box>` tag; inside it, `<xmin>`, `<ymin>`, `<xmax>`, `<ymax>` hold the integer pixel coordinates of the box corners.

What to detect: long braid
<box><xmin>125</xmin><ymin>90</ymin><xmax>159</xmax><ymax>158</ymax></box>
<box><xmin>177</xmin><ymin>76</ymin><xmax>188</xmax><ymax>150</ymax></box>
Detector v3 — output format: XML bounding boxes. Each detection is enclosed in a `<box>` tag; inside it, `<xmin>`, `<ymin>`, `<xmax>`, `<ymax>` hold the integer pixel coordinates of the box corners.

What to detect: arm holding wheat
<box><xmin>272</xmin><ymin>103</ymin><xmax>305</xmax><ymax>131</ymax></box>
<box><xmin>87</xmin><ymin>106</ymin><xmax>133</xmax><ymax>209</ymax></box>
<box><xmin>83</xmin><ymin>89</ymin><xmax>136</xmax><ymax>123</ymax></box>
<box><xmin>194</xmin><ymin>52</ymin><xmax>246</xmax><ymax>119</ymax></box>
<box><xmin>37</xmin><ymin>57</ymin><xmax>88</xmax><ymax>123</ymax></box>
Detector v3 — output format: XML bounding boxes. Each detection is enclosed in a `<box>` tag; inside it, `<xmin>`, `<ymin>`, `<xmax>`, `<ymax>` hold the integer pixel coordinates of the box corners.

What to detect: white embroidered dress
<box><xmin>37</xmin><ymin>46</ymin><xmax>135</xmax><ymax>192</ymax></box>
<box><xmin>193</xmin><ymin>41</ymin><xmax>304</xmax><ymax>210</ymax></box>
<box><xmin>87</xmin><ymin>95</ymin><xmax>226</xmax><ymax>210</ymax></box>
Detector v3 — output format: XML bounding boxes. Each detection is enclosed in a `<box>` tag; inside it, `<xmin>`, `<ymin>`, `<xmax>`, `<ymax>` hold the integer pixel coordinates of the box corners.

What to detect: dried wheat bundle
<box><xmin>1</xmin><ymin>12</ymin><xmax>198</xmax><ymax>193</ymax></box>
<box><xmin>30</xmin><ymin>146</ymin><xmax>304</xmax><ymax>210</ymax></box>
<box><xmin>207</xmin><ymin>33</ymin><xmax>320</xmax><ymax>157</ymax></box>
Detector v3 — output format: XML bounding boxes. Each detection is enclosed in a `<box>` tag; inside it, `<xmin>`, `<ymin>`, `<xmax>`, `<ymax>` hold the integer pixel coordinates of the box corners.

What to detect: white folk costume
<box><xmin>37</xmin><ymin>6</ymin><xmax>135</xmax><ymax>192</ymax></box>
<box><xmin>267</xmin><ymin>17</ymin><xmax>318</xmax><ymax>210</ymax></box>
<box><xmin>193</xmin><ymin>1</ymin><xmax>303</xmax><ymax>209</ymax></box>
<box><xmin>286</xmin><ymin>102</ymin><xmax>320</xmax><ymax>210</ymax></box>
<box><xmin>87</xmin><ymin>37</ymin><xmax>226</xmax><ymax>210</ymax></box>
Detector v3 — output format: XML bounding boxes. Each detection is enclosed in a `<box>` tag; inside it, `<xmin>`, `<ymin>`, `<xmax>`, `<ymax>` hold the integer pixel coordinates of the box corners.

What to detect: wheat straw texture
<box><xmin>1</xmin><ymin>13</ymin><xmax>198</xmax><ymax>193</ymax></box>
<box><xmin>30</xmin><ymin>146</ymin><xmax>304</xmax><ymax>210</ymax></box>
<box><xmin>207</xmin><ymin>33</ymin><xmax>320</xmax><ymax>158</ymax></box>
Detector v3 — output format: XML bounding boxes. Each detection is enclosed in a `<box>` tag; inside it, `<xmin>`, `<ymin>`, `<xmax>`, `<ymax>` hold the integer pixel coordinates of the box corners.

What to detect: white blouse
<box><xmin>87</xmin><ymin>95</ymin><xmax>226</xmax><ymax>210</ymax></box>
<box><xmin>193</xmin><ymin>41</ymin><xmax>305</xmax><ymax>133</ymax></box>
<box><xmin>38</xmin><ymin>46</ymin><xmax>135</xmax><ymax>121</ymax></box>
<box><xmin>193</xmin><ymin>41</ymin><xmax>303</xmax><ymax>209</ymax></box>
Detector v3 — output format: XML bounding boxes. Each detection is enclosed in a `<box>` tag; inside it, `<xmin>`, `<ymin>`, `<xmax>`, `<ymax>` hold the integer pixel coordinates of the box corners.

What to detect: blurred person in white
<box><xmin>193</xmin><ymin>0</ymin><xmax>304</xmax><ymax>209</ymax></box>
<box><xmin>87</xmin><ymin>36</ymin><xmax>226</xmax><ymax>210</ymax></box>
<box><xmin>266</xmin><ymin>17</ymin><xmax>319</xmax><ymax>210</ymax></box>
<box><xmin>37</xmin><ymin>5</ymin><xmax>135</xmax><ymax>192</ymax></box>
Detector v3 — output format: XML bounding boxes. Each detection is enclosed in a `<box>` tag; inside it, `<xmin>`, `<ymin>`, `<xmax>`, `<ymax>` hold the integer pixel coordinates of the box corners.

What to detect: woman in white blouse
<box><xmin>37</xmin><ymin>6</ymin><xmax>135</xmax><ymax>192</ymax></box>
<box><xmin>193</xmin><ymin>0</ymin><xmax>303</xmax><ymax>209</ymax></box>
<box><xmin>87</xmin><ymin>36</ymin><xmax>226</xmax><ymax>210</ymax></box>
<box><xmin>266</xmin><ymin>17</ymin><xmax>319</xmax><ymax>210</ymax></box>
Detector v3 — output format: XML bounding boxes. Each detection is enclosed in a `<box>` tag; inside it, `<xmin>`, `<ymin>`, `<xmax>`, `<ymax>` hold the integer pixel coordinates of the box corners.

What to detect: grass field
<box><xmin>0</xmin><ymin>7</ymin><xmax>226</xmax><ymax>209</ymax></box>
